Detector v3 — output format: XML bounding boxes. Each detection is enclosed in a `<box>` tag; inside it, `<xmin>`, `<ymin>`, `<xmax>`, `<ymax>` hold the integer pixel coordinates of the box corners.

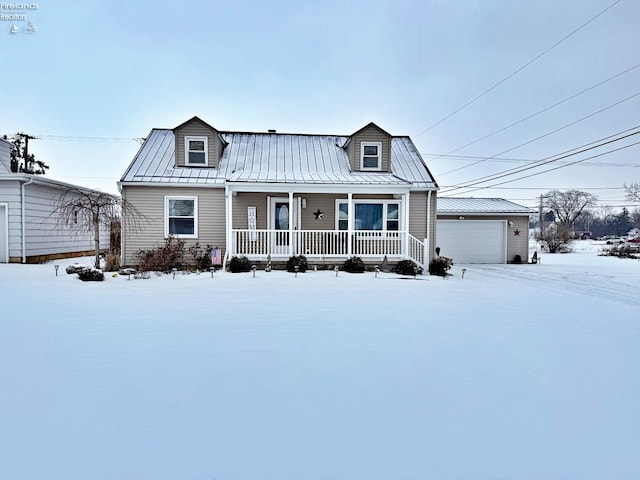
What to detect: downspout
<box><xmin>21</xmin><ymin>176</ymin><xmax>34</xmax><ymax>263</ymax></box>
<box><xmin>426</xmin><ymin>190</ymin><xmax>432</xmax><ymax>263</ymax></box>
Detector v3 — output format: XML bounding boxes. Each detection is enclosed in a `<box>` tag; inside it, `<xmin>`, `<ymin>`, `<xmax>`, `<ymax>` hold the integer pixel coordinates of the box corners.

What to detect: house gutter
<box><xmin>21</xmin><ymin>176</ymin><xmax>34</xmax><ymax>263</ymax></box>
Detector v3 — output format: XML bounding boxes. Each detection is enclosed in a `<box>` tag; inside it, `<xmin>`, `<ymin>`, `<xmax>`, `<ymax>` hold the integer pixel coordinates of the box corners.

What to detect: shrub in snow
<box><xmin>395</xmin><ymin>259</ymin><xmax>423</xmax><ymax>276</ymax></box>
<box><xmin>343</xmin><ymin>256</ymin><xmax>365</xmax><ymax>273</ymax></box>
<box><xmin>77</xmin><ymin>267</ymin><xmax>104</xmax><ymax>282</ymax></box>
<box><xmin>65</xmin><ymin>264</ymin><xmax>87</xmax><ymax>275</ymax></box>
<box><xmin>229</xmin><ymin>256</ymin><xmax>252</xmax><ymax>273</ymax></box>
<box><xmin>287</xmin><ymin>255</ymin><xmax>308</xmax><ymax>273</ymax></box>
<box><xmin>428</xmin><ymin>257</ymin><xmax>453</xmax><ymax>277</ymax></box>
<box><xmin>104</xmin><ymin>252</ymin><xmax>121</xmax><ymax>272</ymax></box>
<box><xmin>135</xmin><ymin>237</ymin><xmax>212</xmax><ymax>273</ymax></box>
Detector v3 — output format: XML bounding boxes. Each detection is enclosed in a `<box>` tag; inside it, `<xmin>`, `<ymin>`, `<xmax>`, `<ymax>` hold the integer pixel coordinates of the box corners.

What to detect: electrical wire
<box><xmin>447</xmin><ymin>138</ymin><xmax>640</xmax><ymax>197</ymax></box>
<box><xmin>437</xmin><ymin>91</ymin><xmax>640</xmax><ymax>177</ymax></box>
<box><xmin>428</xmin><ymin>61</ymin><xmax>640</xmax><ymax>164</ymax></box>
<box><xmin>414</xmin><ymin>0</ymin><xmax>622</xmax><ymax>137</ymax></box>
<box><xmin>439</xmin><ymin>125</ymin><xmax>640</xmax><ymax>193</ymax></box>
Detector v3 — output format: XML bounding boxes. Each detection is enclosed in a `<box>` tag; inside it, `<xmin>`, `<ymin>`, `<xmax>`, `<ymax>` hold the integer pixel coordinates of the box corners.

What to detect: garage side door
<box><xmin>437</xmin><ymin>220</ymin><xmax>506</xmax><ymax>264</ymax></box>
<box><xmin>0</xmin><ymin>204</ymin><xmax>7</xmax><ymax>263</ymax></box>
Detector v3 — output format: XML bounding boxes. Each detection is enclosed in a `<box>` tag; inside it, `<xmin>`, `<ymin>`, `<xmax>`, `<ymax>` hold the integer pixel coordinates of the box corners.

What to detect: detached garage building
<box><xmin>437</xmin><ymin>198</ymin><xmax>534</xmax><ymax>264</ymax></box>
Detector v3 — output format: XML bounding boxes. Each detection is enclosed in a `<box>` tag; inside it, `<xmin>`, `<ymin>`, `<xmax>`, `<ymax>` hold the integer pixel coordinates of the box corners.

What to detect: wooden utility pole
<box><xmin>19</xmin><ymin>133</ymin><xmax>37</xmax><ymax>173</ymax></box>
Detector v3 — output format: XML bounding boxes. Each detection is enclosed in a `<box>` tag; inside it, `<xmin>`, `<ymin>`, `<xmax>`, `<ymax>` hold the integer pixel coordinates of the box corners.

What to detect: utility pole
<box><xmin>19</xmin><ymin>133</ymin><xmax>37</xmax><ymax>173</ymax></box>
<box><xmin>539</xmin><ymin>194</ymin><xmax>544</xmax><ymax>235</ymax></box>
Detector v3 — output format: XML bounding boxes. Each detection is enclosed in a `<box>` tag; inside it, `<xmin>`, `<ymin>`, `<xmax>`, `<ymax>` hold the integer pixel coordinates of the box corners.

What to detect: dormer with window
<box><xmin>173</xmin><ymin>116</ymin><xmax>226</xmax><ymax>168</ymax></box>
<box><xmin>344</xmin><ymin>122</ymin><xmax>392</xmax><ymax>172</ymax></box>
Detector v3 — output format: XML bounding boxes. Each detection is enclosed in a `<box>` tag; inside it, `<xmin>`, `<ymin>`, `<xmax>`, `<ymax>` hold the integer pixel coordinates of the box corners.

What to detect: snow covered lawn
<box><xmin>1</xmin><ymin>242</ymin><xmax>638</xmax><ymax>479</ymax></box>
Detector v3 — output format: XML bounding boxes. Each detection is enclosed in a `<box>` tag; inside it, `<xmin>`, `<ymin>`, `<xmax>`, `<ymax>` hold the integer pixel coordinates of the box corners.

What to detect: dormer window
<box><xmin>185</xmin><ymin>136</ymin><xmax>208</xmax><ymax>166</ymax></box>
<box><xmin>361</xmin><ymin>141</ymin><xmax>382</xmax><ymax>171</ymax></box>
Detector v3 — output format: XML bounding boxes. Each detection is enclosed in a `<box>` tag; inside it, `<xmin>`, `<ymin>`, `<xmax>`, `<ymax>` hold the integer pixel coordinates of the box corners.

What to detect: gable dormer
<box><xmin>173</xmin><ymin>116</ymin><xmax>226</xmax><ymax>168</ymax></box>
<box><xmin>344</xmin><ymin>122</ymin><xmax>392</xmax><ymax>173</ymax></box>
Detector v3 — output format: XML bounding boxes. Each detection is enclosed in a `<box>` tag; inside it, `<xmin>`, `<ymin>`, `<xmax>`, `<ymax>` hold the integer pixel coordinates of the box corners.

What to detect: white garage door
<box><xmin>437</xmin><ymin>220</ymin><xmax>506</xmax><ymax>264</ymax></box>
<box><xmin>0</xmin><ymin>205</ymin><xmax>7</xmax><ymax>263</ymax></box>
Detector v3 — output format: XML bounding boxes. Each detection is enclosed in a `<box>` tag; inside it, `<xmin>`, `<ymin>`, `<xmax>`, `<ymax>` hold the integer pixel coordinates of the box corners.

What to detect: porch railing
<box><xmin>231</xmin><ymin>229</ymin><xmax>426</xmax><ymax>267</ymax></box>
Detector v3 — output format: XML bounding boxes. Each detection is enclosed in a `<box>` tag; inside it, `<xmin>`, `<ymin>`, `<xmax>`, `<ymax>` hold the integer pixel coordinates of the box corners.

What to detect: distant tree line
<box><xmin>534</xmin><ymin>188</ymin><xmax>640</xmax><ymax>251</ymax></box>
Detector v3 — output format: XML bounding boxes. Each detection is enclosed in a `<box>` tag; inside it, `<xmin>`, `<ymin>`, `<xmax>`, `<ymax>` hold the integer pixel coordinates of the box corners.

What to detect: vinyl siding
<box><xmin>23</xmin><ymin>183</ymin><xmax>110</xmax><ymax>257</ymax></box>
<box><xmin>175</xmin><ymin>119</ymin><xmax>222</xmax><ymax>168</ymax></box>
<box><xmin>122</xmin><ymin>186</ymin><xmax>226</xmax><ymax>266</ymax></box>
<box><xmin>0</xmin><ymin>179</ymin><xmax>110</xmax><ymax>261</ymax></box>
<box><xmin>0</xmin><ymin>179</ymin><xmax>22</xmax><ymax>259</ymax></box>
<box><xmin>349</xmin><ymin>124</ymin><xmax>391</xmax><ymax>172</ymax></box>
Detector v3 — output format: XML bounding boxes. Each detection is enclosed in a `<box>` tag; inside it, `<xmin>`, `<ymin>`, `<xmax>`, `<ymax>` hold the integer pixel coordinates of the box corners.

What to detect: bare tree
<box><xmin>624</xmin><ymin>182</ymin><xmax>640</xmax><ymax>202</ymax></box>
<box><xmin>543</xmin><ymin>189</ymin><xmax>598</xmax><ymax>228</ymax></box>
<box><xmin>538</xmin><ymin>222</ymin><xmax>573</xmax><ymax>253</ymax></box>
<box><xmin>53</xmin><ymin>188</ymin><xmax>144</xmax><ymax>269</ymax></box>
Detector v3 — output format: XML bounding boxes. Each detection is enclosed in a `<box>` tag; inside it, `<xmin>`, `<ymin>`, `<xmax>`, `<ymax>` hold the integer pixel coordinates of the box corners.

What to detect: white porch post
<box><xmin>347</xmin><ymin>192</ymin><xmax>353</xmax><ymax>257</ymax></box>
<box><xmin>403</xmin><ymin>192</ymin><xmax>411</xmax><ymax>257</ymax></box>
<box><xmin>228</xmin><ymin>186</ymin><xmax>234</xmax><ymax>259</ymax></box>
<box><xmin>288</xmin><ymin>191</ymin><xmax>294</xmax><ymax>257</ymax></box>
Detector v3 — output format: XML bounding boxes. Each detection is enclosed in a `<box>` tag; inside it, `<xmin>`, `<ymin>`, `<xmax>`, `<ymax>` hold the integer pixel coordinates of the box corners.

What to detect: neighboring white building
<box><xmin>0</xmin><ymin>137</ymin><xmax>112</xmax><ymax>263</ymax></box>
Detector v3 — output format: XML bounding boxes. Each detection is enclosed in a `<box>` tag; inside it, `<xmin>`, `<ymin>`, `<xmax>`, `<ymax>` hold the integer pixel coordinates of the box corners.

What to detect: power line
<box><xmin>414</xmin><ymin>0</ymin><xmax>622</xmax><ymax>137</ymax></box>
<box><xmin>426</xmin><ymin>152</ymin><xmax>640</xmax><ymax>168</ymax></box>
<box><xmin>447</xmin><ymin>138</ymin><xmax>640</xmax><ymax>196</ymax></box>
<box><xmin>32</xmin><ymin>134</ymin><xmax>143</xmax><ymax>143</ymax></box>
<box><xmin>440</xmin><ymin>127</ymin><xmax>640</xmax><ymax>194</ymax></box>
<box><xmin>428</xmin><ymin>61</ymin><xmax>640</xmax><ymax>162</ymax></box>
<box><xmin>437</xmin><ymin>92</ymin><xmax>640</xmax><ymax>178</ymax></box>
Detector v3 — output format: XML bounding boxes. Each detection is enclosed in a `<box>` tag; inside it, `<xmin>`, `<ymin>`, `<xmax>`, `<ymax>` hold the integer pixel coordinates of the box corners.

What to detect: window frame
<box><xmin>360</xmin><ymin>141</ymin><xmax>382</xmax><ymax>171</ymax></box>
<box><xmin>184</xmin><ymin>135</ymin><xmax>208</xmax><ymax>166</ymax></box>
<box><xmin>165</xmin><ymin>195</ymin><xmax>198</xmax><ymax>238</ymax></box>
<box><xmin>335</xmin><ymin>199</ymin><xmax>401</xmax><ymax>232</ymax></box>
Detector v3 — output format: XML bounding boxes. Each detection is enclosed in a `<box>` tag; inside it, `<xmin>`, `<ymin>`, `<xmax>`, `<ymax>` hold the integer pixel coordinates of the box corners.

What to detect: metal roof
<box><xmin>119</xmin><ymin>129</ymin><xmax>437</xmax><ymax>189</ymax></box>
<box><xmin>437</xmin><ymin>197</ymin><xmax>534</xmax><ymax>215</ymax></box>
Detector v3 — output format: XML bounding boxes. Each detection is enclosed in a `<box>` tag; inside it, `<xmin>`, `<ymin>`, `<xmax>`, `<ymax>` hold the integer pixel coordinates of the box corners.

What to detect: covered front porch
<box><xmin>224</xmin><ymin>184</ymin><xmax>432</xmax><ymax>269</ymax></box>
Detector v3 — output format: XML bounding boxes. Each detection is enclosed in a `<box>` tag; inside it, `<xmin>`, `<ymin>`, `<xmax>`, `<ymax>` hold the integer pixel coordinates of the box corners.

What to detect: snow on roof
<box><xmin>437</xmin><ymin>197</ymin><xmax>534</xmax><ymax>215</ymax></box>
<box><xmin>119</xmin><ymin>129</ymin><xmax>437</xmax><ymax>188</ymax></box>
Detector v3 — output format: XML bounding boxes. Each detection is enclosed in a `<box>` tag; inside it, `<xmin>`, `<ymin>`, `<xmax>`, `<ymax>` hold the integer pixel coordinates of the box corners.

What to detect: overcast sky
<box><xmin>1</xmin><ymin>0</ymin><xmax>639</xmax><ymax>210</ymax></box>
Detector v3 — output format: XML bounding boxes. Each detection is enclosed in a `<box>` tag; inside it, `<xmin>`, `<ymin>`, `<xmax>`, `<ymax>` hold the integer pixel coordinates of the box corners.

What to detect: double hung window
<box><xmin>165</xmin><ymin>196</ymin><xmax>198</xmax><ymax>238</ymax></box>
<box><xmin>185</xmin><ymin>136</ymin><xmax>208</xmax><ymax>166</ymax></box>
<box><xmin>360</xmin><ymin>142</ymin><xmax>382</xmax><ymax>171</ymax></box>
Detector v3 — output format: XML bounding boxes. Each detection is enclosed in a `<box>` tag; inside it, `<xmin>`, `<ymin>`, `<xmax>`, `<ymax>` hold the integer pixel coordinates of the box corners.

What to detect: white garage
<box><xmin>437</xmin><ymin>198</ymin><xmax>534</xmax><ymax>264</ymax></box>
<box><xmin>437</xmin><ymin>219</ymin><xmax>506</xmax><ymax>264</ymax></box>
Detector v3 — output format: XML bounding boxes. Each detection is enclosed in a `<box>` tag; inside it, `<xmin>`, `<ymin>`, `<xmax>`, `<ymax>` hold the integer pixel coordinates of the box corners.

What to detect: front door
<box><xmin>270</xmin><ymin>197</ymin><xmax>298</xmax><ymax>255</ymax></box>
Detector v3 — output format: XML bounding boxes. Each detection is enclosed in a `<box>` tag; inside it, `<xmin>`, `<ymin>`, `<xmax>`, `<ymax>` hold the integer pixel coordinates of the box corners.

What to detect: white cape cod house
<box><xmin>118</xmin><ymin>117</ymin><xmax>439</xmax><ymax>269</ymax></box>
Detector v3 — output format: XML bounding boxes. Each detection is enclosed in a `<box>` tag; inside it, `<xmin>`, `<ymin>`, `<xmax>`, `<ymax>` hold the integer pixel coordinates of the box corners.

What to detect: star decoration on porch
<box><xmin>514</xmin><ymin>229</ymin><xmax>520</xmax><ymax>236</ymax></box>
<box><xmin>313</xmin><ymin>209</ymin><xmax>324</xmax><ymax>220</ymax></box>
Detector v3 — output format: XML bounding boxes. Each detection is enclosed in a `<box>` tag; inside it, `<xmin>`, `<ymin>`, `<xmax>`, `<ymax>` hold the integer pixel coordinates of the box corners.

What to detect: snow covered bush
<box><xmin>428</xmin><ymin>257</ymin><xmax>453</xmax><ymax>277</ymax></box>
<box><xmin>76</xmin><ymin>267</ymin><xmax>104</xmax><ymax>282</ymax></box>
<box><xmin>287</xmin><ymin>255</ymin><xmax>308</xmax><ymax>273</ymax></box>
<box><xmin>395</xmin><ymin>259</ymin><xmax>423</xmax><ymax>276</ymax></box>
<box><xmin>229</xmin><ymin>256</ymin><xmax>252</xmax><ymax>273</ymax></box>
<box><xmin>343</xmin><ymin>256</ymin><xmax>365</xmax><ymax>273</ymax></box>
